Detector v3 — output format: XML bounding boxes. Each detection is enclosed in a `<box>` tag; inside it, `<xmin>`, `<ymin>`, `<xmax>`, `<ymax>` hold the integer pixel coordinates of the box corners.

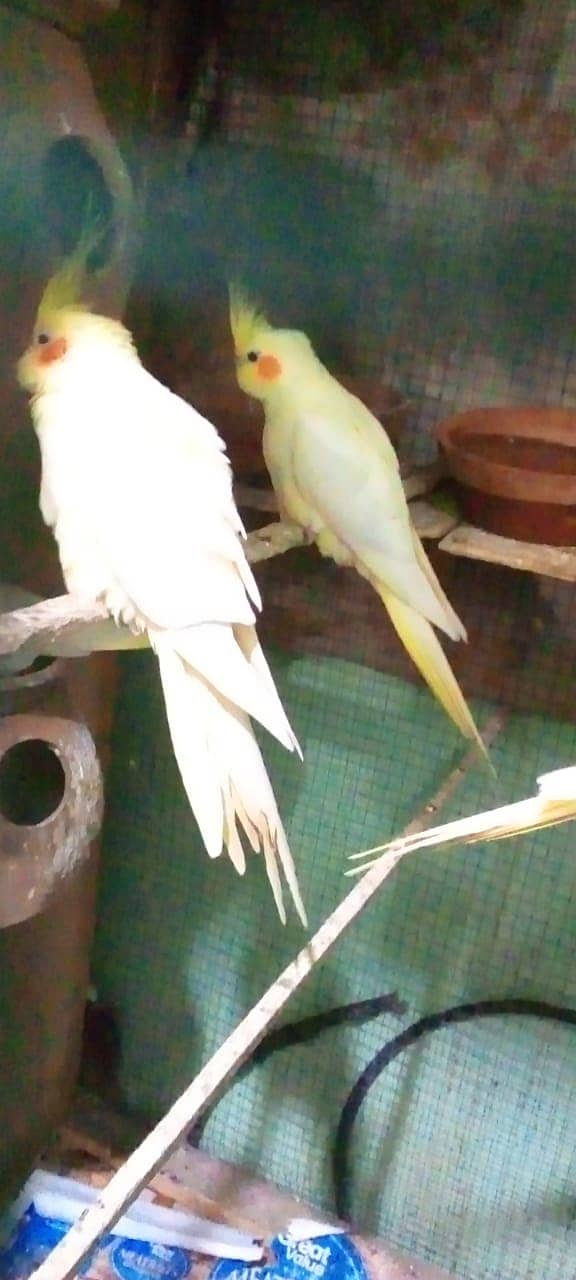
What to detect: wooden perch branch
<box><xmin>244</xmin><ymin>519</ymin><xmax>306</xmax><ymax>563</ymax></box>
<box><xmin>0</xmin><ymin>461</ymin><xmax>453</xmax><ymax>664</ymax></box>
<box><xmin>29</xmin><ymin>712</ymin><xmax>505</xmax><ymax>1280</ymax></box>
<box><xmin>0</xmin><ymin>596</ymin><xmax>108</xmax><ymax>659</ymax></box>
<box><xmin>439</xmin><ymin>523</ymin><xmax>576</xmax><ymax>582</ymax></box>
<box><xmin>0</xmin><ymin>495</ymin><xmax>456</xmax><ymax>664</ymax></box>
<box><xmin>0</xmin><ymin>522</ymin><xmax>305</xmax><ymax>661</ymax></box>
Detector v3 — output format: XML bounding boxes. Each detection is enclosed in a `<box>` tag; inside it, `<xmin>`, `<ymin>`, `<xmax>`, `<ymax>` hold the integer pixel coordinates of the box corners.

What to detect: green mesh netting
<box><xmin>94</xmin><ymin>648</ymin><xmax>576</xmax><ymax>1280</ymax></box>
<box><xmin>92</xmin><ymin>3</ymin><xmax>576</xmax><ymax>1276</ymax></box>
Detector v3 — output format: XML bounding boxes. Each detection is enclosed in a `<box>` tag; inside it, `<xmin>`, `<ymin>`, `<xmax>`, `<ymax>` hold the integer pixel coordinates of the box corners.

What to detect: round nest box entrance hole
<box><xmin>43</xmin><ymin>136</ymin><xmax>116</xmax><ymax>271</ymax></box>
<box><xmin>0</xmin><ymin>739</ymin><xmax>66</xmax><ymax>826</ymax></box>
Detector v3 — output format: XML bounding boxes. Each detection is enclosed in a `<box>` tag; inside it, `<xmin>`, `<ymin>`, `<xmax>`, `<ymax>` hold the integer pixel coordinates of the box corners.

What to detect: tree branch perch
<box><xmin>0</xmin><ymin>521</ymin><xmax>306</xmax><ymax>661</ymax></box>
<box><xmin>0</xmin><ymin>489</ymin><xmax>457</xmax><ymax>664</ymax></box>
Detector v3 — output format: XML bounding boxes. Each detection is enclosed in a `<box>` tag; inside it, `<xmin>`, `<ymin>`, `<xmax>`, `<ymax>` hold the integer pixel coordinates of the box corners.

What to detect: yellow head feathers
<box><xmin>17</xmin><ymin>217</ymin><xmax>127</xmax><ymax>394</ymax></box>
<box><xmin>228</xmin><ymin>285</ymin><xmax>271</xmax><ymax>355</ymax></box>
<box><xmin>229</xmin><ymin>286</ymin><xmax>321</xmax><ymax>401</ymax></box>
<box><xmin>35</xmin><ymin>219</ymin><xmax>108</xmax><ymax>330</ymax></box>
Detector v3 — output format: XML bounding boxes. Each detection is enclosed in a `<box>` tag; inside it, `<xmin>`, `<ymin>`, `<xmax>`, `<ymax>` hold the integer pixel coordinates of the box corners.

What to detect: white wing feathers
<box><xmin>157</xmin><ymin>622</ymin><xmax>300</xmax><ymax>756</ymax></box>
<box><xmin>234</xmin><ymin>622</ymin><xmax>303</xmax><ymax>758</ymax></box>
<box><xmin>40</xmin><ymin>365</ymin><xmax>306</xmax><ymax>923</ymax></box>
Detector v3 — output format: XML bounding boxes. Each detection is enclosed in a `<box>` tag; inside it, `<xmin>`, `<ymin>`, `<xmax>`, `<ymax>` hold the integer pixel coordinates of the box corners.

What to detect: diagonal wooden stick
<box><xmin>29</xmin><ymin>711</ymin><xmax>505</xmax><ymax>1280</ymax></box>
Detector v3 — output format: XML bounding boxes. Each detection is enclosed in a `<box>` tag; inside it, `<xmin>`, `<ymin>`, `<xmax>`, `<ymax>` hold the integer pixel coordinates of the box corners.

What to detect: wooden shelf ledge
<box><xmin>439</xmin><ymin>523</ymin><xmax>576</xmax><ymax>583</ymax></box>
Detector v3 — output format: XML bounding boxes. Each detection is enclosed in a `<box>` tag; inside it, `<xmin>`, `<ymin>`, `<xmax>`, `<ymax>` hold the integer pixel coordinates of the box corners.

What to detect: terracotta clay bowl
<box><xmin>437</xmin><ymin>406</ymin><xmax>576</xmax><ymax>546</ymax></box>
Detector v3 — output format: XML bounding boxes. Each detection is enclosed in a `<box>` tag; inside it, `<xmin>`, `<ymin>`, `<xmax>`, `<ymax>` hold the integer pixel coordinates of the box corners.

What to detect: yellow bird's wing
<box><xmin>291</xmin><ymin>403</ymin><xmax>462</xmax><ymax>640</ymax></box>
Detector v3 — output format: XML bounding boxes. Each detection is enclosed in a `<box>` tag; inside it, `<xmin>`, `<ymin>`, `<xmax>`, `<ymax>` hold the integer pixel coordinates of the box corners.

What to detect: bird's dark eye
<box><xmin>37</xmin><ymin>333</ymin><xmax>50</xmax><ymax>345</ymax></box>
<box><xmin>247</xmin><ymin>351</ymin><xmax>259</xmax><ymax>363</ymax></box>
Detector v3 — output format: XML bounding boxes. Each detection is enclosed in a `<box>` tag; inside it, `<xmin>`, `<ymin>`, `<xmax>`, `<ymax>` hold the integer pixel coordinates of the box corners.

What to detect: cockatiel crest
<box><xmin>230</xmin><ymin>288</ymin><xmax>316</xmax><ymax>394</ymax></box>
<box><xmin>229</xmin><ymin>285</ymin><xmax>271</xmax><ymax>355</ymax></box>
<box><xmin>16</xmin><ymin>251</ymin><xmax>308</xmax><ymax>926</ymax></box>
<box><xmin>36</xmin><ymin>219</ymin><xmax>105</xmax><ymax>324</ymax></box>
<box><xmin>18</xmin><ymin>219</ymin><xmax>123</xmax><ymax>395</ymax></box>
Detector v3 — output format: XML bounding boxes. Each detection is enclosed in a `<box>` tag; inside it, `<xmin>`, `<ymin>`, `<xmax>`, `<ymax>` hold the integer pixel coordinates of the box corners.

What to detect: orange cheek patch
<box><xmin>257</xmin><ymin>353</ymin><xmax>282</xmax><ymax>381</ymax></box>
<box><xmin>37</xmin><ymin>336</ymin><xmax>68</xmax><ymax>366</ymax></box>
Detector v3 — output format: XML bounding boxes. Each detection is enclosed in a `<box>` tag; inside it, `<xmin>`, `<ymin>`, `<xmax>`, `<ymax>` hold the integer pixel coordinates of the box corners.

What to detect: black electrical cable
<box><xmin>248</xmin><ymin>991</ymin><xmax>407</xmax><ymax>1061</ymax></box>
<box><xmin>333</xmin><ymin>997</ymin><xmax>576</xmax><ymax>1223</ymax></box>
<box><xmin>187</xmin><ymin>990</ymin><xmax>406</xmax><ymax>1146</ymax></box>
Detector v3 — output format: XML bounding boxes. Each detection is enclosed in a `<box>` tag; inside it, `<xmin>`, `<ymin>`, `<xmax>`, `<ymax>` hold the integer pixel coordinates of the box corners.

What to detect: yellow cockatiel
<box><xmin>230</xmin><ymin>290</ymin><xmax>486</xmax><ymax>760</ymax></box>
<box><xmin>16</xmin><ymin>254</ymin><xmax>307</xmax><ymax>926</ymax></box>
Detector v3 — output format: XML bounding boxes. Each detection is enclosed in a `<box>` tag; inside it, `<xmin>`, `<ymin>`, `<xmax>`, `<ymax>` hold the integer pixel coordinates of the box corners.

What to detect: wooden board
<box><xmin>439</xmin><ymin>523</ymin><xmax>576</xmax><ymax>582</ymax></box>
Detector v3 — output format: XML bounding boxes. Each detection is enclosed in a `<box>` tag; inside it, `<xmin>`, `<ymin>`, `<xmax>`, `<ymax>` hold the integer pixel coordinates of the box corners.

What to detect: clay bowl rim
<box><xmin>436</xmin><ymin>406</ymin><xmax>576</xmax><ymax>506</ymax></box>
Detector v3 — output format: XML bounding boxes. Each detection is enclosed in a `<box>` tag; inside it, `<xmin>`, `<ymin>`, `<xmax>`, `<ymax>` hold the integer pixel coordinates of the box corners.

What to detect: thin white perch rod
<box><xmin>30</xmin><ymin>711</ymin><xmax>505</xmax><ymax>1280</ymax></box>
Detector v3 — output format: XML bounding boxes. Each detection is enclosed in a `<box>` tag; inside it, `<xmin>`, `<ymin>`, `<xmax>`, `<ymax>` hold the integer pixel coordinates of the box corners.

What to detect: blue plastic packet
<box><xmin>211</xmin><ymin>1219</ymin><xmax>370</xmax><ymax>1280</ymax></box>
<box><xmin>0</xmin><ymin>1171</ymin><xmax>263</xmax><ymax>1280</ymax></box>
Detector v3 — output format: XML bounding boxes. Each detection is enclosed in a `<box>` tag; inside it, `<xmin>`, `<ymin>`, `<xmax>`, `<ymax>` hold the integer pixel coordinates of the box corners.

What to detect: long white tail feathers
<box><xmin>153</xmin><ymin>633</ymin><xmax>307</xmax><ymax>926</ymax></box>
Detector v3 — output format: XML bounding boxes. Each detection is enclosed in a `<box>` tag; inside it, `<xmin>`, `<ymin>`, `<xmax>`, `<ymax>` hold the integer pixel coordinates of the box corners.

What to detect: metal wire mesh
<box><xmin>94</xmin><ymin>3</ymin><xmax>576</xmax><ymax>1277</ymax></box>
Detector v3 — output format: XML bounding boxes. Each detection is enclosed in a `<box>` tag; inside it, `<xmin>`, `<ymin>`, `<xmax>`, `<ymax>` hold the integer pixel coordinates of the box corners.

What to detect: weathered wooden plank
<box><xmin>440</xmin><ymin>523</ymin><xmax>576</xmax><ymax>582</ymax></box>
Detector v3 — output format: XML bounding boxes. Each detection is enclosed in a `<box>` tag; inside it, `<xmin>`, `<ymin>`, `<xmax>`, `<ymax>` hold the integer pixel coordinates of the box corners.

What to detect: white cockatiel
<box><xmin>17</xmin><ymin>255</ymin><xmax>307</xmax><ymax>926</ymax></box>
<box><xmin>230</xmin><ymin>290</ymin><xmax>487</xmax><ymax>761</ymax></box>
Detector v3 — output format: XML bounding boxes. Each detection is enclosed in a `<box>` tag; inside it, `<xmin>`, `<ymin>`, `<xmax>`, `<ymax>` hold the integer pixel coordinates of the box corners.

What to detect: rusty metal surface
<box><xmin>0</xmin><ymin>713</ymin><xmax>103</xmax><ymax>928</ymax></box>
<box><xmin>0</xmin><ymin>705</ymin><xmax>104</xmax><ymax>1204</ymax></box>
<box><xmin>0</xmin><ymin>856</ymin><xmax>100</xmax><ymax>1205</ymax></box>
<box><xmin>0</xmin><ymin>4</ymin><xmax>132</xmax><ymax>596</ymax></box>
<box><xmin>0</xmin><ymin>655</ymin><xmax>69</xmax><ymax>715</ymax></box>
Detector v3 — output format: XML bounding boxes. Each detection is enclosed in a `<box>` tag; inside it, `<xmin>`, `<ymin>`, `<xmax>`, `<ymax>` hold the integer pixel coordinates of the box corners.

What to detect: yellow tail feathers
<box><xmin>377</xmin><ymin>584</ymin><xmax>491</xmax><ymax>766</ymax></box>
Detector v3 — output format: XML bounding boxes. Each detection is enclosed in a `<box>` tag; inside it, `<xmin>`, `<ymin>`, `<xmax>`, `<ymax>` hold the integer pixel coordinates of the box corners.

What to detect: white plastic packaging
<box><xmin>0</xmin><ymin>1169</ymin><xmax>263</xmax><ymax>1280</ymax></box>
